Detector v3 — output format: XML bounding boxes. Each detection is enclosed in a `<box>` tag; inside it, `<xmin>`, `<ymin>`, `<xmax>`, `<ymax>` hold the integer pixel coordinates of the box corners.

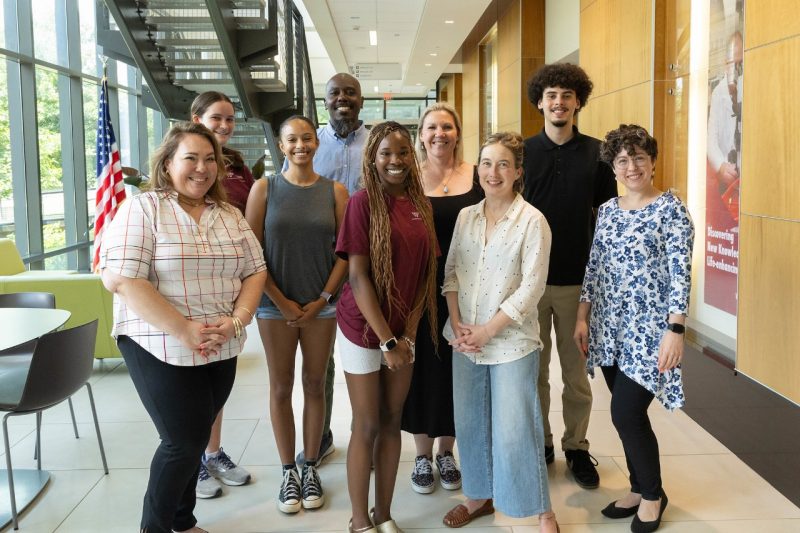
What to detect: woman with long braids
<box><xmin>335</xmin><ymin>121</ymin><xmax>439</xmax><ymax>533</ymax></box>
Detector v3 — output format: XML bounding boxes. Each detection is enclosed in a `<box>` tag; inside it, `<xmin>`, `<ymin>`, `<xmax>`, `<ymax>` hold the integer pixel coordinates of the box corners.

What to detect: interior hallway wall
<box><xmin>737</xmin><ymin>1</ymin><xmax>800</xmax><ymax>404</ymax></box>
<box><xmin>460</xmin><ymin>0</ymin><xmax>545</xmax><ymax>164</ymax></box>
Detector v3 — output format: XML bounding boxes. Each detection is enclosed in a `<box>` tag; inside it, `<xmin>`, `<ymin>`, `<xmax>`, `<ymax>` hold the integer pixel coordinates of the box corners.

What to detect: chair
<box><xmin>0</xmin><ymin>320</ymin><xmax>108</xmax><ymax>529</ymax></box>
<box><xmin>0</xmin><ymin>238</ymin><xmax>120</xmax><ymax>359</ymax></box>
<box><xmin>0</xmin><ymin>293</ymin><xmax>80</xmax><ymax>446</ymax></box>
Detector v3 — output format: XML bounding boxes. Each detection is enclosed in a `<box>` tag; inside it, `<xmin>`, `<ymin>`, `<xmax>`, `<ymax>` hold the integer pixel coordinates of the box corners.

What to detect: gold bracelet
<box><xmin>231</xmin><ymin>315</ymin><xmax>243</xmax><ymax>339</ymax></box>
<box><xmin>235</xmin><ymin>306</ymin><xmax>254</xmax><ymax>323</ymax></box>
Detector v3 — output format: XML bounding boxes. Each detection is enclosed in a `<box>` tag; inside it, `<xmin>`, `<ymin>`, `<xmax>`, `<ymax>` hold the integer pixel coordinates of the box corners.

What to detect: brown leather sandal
<box><xmin>442</xmin><ymin>499</ymin><xmax>495</xmax><ymax>528</ymax></box>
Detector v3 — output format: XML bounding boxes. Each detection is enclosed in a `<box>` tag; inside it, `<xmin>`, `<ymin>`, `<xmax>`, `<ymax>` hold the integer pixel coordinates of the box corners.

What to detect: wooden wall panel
<box><xmin>461</xmin><ymin>43</ymin><xmax>481</xmax><ymax>164</ymax></box>
<box><xmin>580</xmin><ymin>0</ymin><xmax>652</xmax><ymax>98</ymax></box>
<box><xmin>656</xmin><ymin>76</ymin><xmax>689</xmax><ymax>199</ymax></box>
<box><xmin>745</xmin><ymin>0</ymin><xmax>800</xmax><ymax>49</ymax></box>
<box><xmin>498</xmin><ymin>61</ymin><xmax>522</xmax><ymax>133</ymax></box>
<box><xmin>577</xmin><ymin>82</ymin><xmax>651</xmax><ymax>141</ymax></box>
<box><xmin>738</xmin><ymin>215</ymin><xmax>800</xmax><ymax>405</ymax></box>
<box><xmin>741</xmin><ymin>36</ymin><xmax>800</xmax><ymax>221</ymax></box>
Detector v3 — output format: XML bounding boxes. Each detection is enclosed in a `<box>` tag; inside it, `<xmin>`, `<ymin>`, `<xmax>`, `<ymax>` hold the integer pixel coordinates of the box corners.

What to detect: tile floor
<box><xmin>4</xmin><ymin>326</ymin><xmax>800</xmax><ymax>532</ymax></box>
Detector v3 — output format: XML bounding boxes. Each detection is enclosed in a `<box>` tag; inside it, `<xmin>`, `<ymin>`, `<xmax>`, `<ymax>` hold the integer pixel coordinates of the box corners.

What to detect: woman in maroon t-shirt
<box><xmin>336</xmin><ymin>122</ymin><xmax>439</xmax><ymax>533</ymax></box>
<box><xmin>189</xmin><ymin>91</ymin><xmax>256</xmax><ymax>498</ymax></box>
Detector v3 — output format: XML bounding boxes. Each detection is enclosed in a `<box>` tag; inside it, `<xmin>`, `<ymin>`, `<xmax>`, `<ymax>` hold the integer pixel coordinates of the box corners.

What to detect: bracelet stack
<box><xmin>232</xmin><ymin>315</ymin><xmax>244</xmax><ymax>339</ymax></box>
<box><xmin>235</xmin><ymin>306</ymin><xmax>254</xmax><ymax>324</ymax></box>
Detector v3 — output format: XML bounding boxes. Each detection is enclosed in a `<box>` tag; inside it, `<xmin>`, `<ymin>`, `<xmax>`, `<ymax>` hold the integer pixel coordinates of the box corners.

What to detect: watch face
<box><xmin>385</xmin><ymin>338</ymin><xmax>397</xmax><ymax>351</ymax></box>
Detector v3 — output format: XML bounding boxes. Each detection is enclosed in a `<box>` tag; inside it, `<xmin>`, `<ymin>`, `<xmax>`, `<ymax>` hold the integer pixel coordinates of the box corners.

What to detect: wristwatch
<box><xmin>379</xmin><ymin>337</ymin><xmax>398</xmax><ymax>352</ymax></box>
<box><xmin>320</xmin><ymin>291</ymin><xmax>333</xmax><ymax>303</ymax></box>
<box><xmin>666</xmin><ymin>323</ymin><xmax>685</xmax><ymax>334</ymax></box>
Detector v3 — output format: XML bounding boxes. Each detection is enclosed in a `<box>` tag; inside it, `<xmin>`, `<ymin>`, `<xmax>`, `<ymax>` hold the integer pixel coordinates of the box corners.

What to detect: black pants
<box><xmin>601</xmin><ymin>364</ymin><xmax>662</xmax><ymax>500</ymax></box>
<box><xmin>119</xmin><ymin>336</ymin><xmax>237</xmax><ymax>533</ymax></box>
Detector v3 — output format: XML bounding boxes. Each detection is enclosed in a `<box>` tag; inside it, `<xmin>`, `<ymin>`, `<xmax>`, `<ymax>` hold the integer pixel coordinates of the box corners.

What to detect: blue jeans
<box><xmin>453</xmin><ymin>351</ymin><xmax>551</xmax><ymax>517</ymax></box>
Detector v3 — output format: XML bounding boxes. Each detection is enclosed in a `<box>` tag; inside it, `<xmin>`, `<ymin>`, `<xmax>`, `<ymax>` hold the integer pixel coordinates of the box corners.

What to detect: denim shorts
<box><xmin>256</xmin><ymin>294</ymin><xmax>337</xmax><ymax>320</ymax></box>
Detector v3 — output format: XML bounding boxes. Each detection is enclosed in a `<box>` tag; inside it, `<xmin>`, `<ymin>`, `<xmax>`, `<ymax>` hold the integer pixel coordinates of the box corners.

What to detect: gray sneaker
<box><xmin>295</xmin><ymin>430</ymin><xmax>335</xmax><ymax>467</ymax></box>
<box><xmin>195</xmin><ymin>462</ymin><xmax>223</xmax><ymax>499</ymax></box>
<box><xmin>204</xmin><ymin>448</ymin><xmax>251</xmax><ymax>486</ymax></box>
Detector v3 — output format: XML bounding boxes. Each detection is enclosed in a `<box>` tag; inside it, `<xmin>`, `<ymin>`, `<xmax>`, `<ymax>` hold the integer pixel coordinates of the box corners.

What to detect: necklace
<box><xmin>441</xmin><ymin>168</ymin><xmax>454</xmax><ymax>194</ymax></box>
<box><xmin>177</xmin><ymin>194</ymin><xmax>205</xmax><ymax>208</ymax></box>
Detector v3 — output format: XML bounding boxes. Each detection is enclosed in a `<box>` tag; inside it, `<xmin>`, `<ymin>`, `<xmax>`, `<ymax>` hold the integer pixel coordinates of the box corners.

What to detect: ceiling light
<box><xmin>373</xmin><ymin>85</ymin><xmax>379</xmax><ymax>92</ymax></box>
<box><xmin>429</xmin><ymin>53</ymin><xmax>437</xmax><ymax>57</ymax></box>
<box><xmin>425</xmin><ymin>63</ymin><xmax>432</xmax><ymax>67</ymax></box>
<box><xmin>445</xmin><ymin>20</ymin><xmax>455</xmax><ymax>24</ymax></box>
<box><xmin>416</xmin><ymin>83</ymin><xmax>422</xmax><ymax>86</ymax></box>
<box><xmin>369</xmin><ymin>30</ymin><xmax>377</xmax><ymax>46</ymax></box>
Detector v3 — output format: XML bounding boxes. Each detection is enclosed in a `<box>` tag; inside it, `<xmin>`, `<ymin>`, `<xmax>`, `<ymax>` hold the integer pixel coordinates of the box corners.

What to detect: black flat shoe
<box><xmin>601</xmin><ymin>500</ymin><xmax>639</xmax><ymax>519</ymax></box>
<box><xmin>630</xmin><ymin>490</ymin><xmax>668</xmax><ymax>533</ymax></box>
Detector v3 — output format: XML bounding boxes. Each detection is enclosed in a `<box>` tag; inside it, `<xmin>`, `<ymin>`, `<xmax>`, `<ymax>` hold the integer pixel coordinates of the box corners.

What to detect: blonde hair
<box><xmin>362</xmin><ymin>121</ymin><xmax>438</xmax><ymax>350</ymax></box>
<box><xmin>147</xmin><ymin>121</ymin><xmax>228</xmax><ymax>205</ymax></box>
<box><xmin>415</xmin><ymin>102</ymin><xmax>464</xmax><ymax>164</ymax></box>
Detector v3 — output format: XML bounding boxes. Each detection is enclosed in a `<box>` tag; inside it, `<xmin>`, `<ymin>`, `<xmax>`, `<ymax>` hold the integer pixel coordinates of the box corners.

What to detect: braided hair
<box><xmin>361</xmin><ymin>121</ymin><xmax>438</xmax><ymax>350</ymax></box>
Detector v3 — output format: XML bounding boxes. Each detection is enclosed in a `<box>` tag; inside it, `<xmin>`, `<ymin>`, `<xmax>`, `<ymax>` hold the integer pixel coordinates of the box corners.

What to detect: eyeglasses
<box><xmin>613</xmin><ymin>154</ymin><xmax>651</xmax><ymax>170</ymax></box>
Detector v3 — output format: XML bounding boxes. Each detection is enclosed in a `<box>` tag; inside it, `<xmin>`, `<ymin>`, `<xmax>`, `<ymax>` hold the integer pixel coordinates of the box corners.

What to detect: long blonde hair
<box><xmin>362</xmin><ymin>121</ymin><xmax>438</xmax><ymax>349</ymax></box>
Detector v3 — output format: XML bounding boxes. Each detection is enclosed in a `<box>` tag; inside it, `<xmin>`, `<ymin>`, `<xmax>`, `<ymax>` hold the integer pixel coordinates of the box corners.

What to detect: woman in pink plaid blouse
<box><xmin>100</xmin><ymin>122</ymin><xmax>267</xmax><ymax>533</ymax></box>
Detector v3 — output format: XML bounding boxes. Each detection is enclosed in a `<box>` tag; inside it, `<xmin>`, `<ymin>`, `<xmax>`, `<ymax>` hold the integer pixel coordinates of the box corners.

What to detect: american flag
<box><xmin>92</xmin><ymin>75</ymin><xmax>126</xmax><ymax>272</ymax></box>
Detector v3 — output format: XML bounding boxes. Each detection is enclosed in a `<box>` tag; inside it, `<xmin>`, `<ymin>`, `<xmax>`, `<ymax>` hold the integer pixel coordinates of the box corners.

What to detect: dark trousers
<box><xmin>119</xmin><ymin>336</ymin><xmax>237</xmax><ymax>533</ymax></box>
<box><xmin>601</xmin><ymin>364</ymin><xmax>662</xmax><ymax>500</ymax></box>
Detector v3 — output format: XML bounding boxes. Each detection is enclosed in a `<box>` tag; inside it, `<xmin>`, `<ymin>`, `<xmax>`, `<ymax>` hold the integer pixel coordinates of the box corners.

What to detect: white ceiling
<box><xmin>294</xmin><ymin>0</ymin><xmax>492</xmax><ymax>97</ymax></box>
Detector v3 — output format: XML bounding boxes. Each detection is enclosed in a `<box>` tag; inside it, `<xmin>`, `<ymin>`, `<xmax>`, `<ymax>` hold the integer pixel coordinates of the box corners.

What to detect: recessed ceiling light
<box><xmin>373</xmin><ymin>85</ymin><xmax>379</xmax><ymax>92</ymax></box>
<box><xmin>416</xmin><ymin>83</ymin><xmax>422</xmax><ymax>86</ymax></box>
<box><xmin>369</xmin><ymin>30</ymin><xmax>377</xmax><ymax>46</ymax></box>
<box><xmin>429</xmin><ymin>53</ymin><xmax>437</xmax><ymax>57</ymax></box>
<box><xmin>445</xmin><ymin>20</ymin><xmax>455</xmax><ymax>24</ymax></box>
<box><xmin>425</xmin><ymin>63</ymin><xmax>432</xmax><ymax>67</ymax></box>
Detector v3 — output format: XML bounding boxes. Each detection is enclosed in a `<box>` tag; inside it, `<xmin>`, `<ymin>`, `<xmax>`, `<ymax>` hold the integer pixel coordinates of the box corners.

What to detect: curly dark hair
<box><xmin>527</xmin><ymin>63</ymin><xmax>593</xmax><ymax>114</ymax></box>
<box><xmin>599</xmin><ymin>124</ymin><xmax>658</xmax><ymax>166</ymax></box>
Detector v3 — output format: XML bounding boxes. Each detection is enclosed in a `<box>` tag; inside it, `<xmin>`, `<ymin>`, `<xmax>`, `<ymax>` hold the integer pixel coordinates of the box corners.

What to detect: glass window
<box><xmin>0</xmin><ymin>2</ymin><xmax>6</xmax><ymax>49</ymax></box>
<box><xmin>36</xmin><ymin>66</ymin><xmax>66</xmax><ymax>254</ymax></box>
<box><xmin>479</xmin><ymin>26</ymin><xmax>498</xmax><ymax>142</ymax></box>
<box><xmin>0</xmin><ymin>60</ymin><xmax>12</xmax><ymax>240</ymax></box>
<box><xmin>33</xmin><ymin>1</ymin><xmax>61</xmax><ymax>66</ymax></box>
<box><xmin>83</xmin><ymin>80</ymin><xmax>98</xmax><ymax>238</ymax></box>
<box><xmin>315</xmin><ymin>99</ymin><xmax>329</xmax><ymax>124</ymax></box>
<box><xmin>386</xmin><ymin>99</ymin><xmax>426</xmax><ymax>121</ymax></box>
<box><xmin>118</xmin><ymin>88</ymin><xmax>132</xmax><ymax>166</ymax></box>
<box><xmin>79</xmin><ymin>0</ymin><xmax>98</xmax><ymax>75</ymax></box>
<box><xmin>360</xmin><ymin>99</ymin><xmax>384</xmax><ymax>123</ymax></box>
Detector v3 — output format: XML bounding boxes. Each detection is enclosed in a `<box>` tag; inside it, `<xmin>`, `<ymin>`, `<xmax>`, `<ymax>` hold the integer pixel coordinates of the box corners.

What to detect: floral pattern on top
<box><xmin>580</xmin><ymin>192</ymin><xmax>694</xmax><ymax>410</ymax></box>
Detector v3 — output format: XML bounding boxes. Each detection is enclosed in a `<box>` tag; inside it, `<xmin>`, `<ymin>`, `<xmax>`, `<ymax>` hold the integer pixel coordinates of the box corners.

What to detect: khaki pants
<box><xmin>537</xmin><ymin>284</ymin><xmax>592</xmax><ymax>451</ymax></box>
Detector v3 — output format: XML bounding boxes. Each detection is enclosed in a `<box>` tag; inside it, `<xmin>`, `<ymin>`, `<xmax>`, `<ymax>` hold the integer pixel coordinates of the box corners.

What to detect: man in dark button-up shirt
<box><xmin>522</xmin><ymin>63</ymin><xmax>617</xmax><ymax>491</ymax></box>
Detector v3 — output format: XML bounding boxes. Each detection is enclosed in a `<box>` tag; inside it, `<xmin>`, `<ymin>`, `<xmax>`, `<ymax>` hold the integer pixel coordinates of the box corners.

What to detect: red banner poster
<box><xmin>704</xmin><ymin>2</ymin><xmax>743</xmax><ymax>316</ymax></box>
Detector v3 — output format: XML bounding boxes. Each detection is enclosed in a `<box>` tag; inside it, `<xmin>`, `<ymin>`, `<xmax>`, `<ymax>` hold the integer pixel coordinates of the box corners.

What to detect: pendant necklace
<box><xmin>441</xmin><ymin>167</ymin><xmax>455</xmax><ymax>194</ymax></box>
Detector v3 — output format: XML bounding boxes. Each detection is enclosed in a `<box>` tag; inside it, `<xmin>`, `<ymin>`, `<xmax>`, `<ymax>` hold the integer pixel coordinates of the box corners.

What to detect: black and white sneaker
<box><xmin>278</xmin><ymin>467</ymin><xmax>302</xmax><ymax>514</ymax></box>
<box><xmin>411</xmin><ymin>455</ymin><xmax>435</xmax><ymax>494</ymax></box>
<box><xmin>301</xmin><ymin>463</ymin><xmax>325</xmax><ymax>509</ymax></box>
<box><xmin>435</xmin><ymin>451</ymin><xmax>462</xmax><ymax>490</ymax></box>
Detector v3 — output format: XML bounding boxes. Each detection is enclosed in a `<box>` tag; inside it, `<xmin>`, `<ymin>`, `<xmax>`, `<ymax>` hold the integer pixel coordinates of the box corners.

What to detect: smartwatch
<box><xmin>320</xmin><ymin>291</ymin><xmax>333</xmax><ymax>303</ymax></box>
<box><xmin>666</xmin><ymin>323</ymin><xmax>685</xmax><ymax>334</ymax></box>
<box><xmin>379</xmin><ymin>337</ymin><xmax>398</xmax><ymax>352</ymax></box>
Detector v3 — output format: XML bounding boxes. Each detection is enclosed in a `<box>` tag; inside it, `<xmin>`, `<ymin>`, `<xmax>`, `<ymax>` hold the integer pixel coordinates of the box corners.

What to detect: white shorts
<box><xmin>337</xmin><ymin>326</ymin><xmax>386</xmax><ymax>374</ymax></box>
<box><xmin>336</xmin><ymin>327</ymin><xmax>416</xmax><ymax>374</ymax></box>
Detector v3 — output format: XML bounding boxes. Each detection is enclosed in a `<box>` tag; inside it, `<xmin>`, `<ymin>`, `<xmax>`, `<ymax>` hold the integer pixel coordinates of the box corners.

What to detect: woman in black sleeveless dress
<box><xmin>402</xmin><ymin>103</ymin><xmax>482</xmax><ymax>494</ymax></box>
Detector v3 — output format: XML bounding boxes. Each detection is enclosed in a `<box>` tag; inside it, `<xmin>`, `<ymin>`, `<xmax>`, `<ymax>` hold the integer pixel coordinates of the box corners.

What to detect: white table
<box><xmin>0</xmin><ymin>308</ymin><xmax>71</xmax><ymax>351</ymax></box>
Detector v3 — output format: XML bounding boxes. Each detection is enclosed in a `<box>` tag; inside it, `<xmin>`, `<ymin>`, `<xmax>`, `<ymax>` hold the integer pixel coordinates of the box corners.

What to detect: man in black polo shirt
<box><xmin>522</xmin><ymin>63</ymin><xmax>617</xmax><ymax>490</ymax></box>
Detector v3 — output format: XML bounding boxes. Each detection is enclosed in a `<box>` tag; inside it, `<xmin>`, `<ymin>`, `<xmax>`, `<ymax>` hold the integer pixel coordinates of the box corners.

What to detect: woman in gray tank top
<box><xmin>245</xmin><ymin>116</ymin><xmax>349</xmax><ymax>514</ymax></box>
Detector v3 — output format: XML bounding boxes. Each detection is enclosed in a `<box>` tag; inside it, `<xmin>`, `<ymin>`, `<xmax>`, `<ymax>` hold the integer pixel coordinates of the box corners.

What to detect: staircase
<box><xmin>97</xmin><ymin>0</ymin><xmax>317</xmax><ymax>172</ymax></box>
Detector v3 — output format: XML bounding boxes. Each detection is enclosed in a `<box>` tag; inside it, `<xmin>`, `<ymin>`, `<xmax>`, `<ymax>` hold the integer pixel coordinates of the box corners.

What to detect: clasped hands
<box><xmin>183</xmin><ymin>317</ymin><xmax>238</xmax><ymax>358</ymax></box>
<box><xmin>449</xmin><ymin>320</ymin><xmax>492</xmax><ymax>353</ymax></box>
<box><xmin>279</xmin><ymin>298</ymin><xmax>326</xmax><ymax>327</ymax></box>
